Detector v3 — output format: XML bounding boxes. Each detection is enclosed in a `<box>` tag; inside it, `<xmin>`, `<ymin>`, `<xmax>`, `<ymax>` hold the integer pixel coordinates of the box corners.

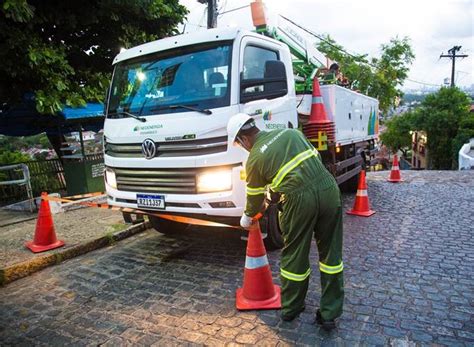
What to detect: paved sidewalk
<box><xmin>0</xmin><ymin>207</ymin><xmax>148</xmax><ymax>285</ymax></box>
<box><xmin>0</xmin><ymin>209</ymin><xmax>37</xmax><ymax>228</ymax></box>
<box><xmin>0</xmin><ymin>171</ymin><xmax>473</xmax><ymax>345</ymax></box>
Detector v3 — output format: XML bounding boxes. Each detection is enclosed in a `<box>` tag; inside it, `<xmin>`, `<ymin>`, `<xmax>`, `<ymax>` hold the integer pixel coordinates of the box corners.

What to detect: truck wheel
<box><xmin>149</xmin><ymin>215</ymin><xmax>189</xmax><ymax>235</ymax></box>
<box><xmin>260</xmin><ymin>204</ymin><xmax>284</xmax><ymax>250</ymax></box>
<box><xmin>339</xmin><ymin>172</ymin><xmax>359</xmax><ymax>193</ymax></box>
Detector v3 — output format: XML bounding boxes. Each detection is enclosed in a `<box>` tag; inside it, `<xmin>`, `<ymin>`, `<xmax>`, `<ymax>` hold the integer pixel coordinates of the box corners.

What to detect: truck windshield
<box><xmin>107</xmin><ymin>43</ymin><xmax>231</xmax><ymax>118</ymax></box>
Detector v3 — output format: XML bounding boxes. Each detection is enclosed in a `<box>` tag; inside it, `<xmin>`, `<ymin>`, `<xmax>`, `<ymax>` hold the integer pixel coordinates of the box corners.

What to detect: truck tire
<box><xmin>149</xmin><ymin>215</ymin><xmax>189</xmax><ymax>235</ymax></box>
<box><xmin>260</xmin><ymin>204</ymin><xmax>284</xmax><ymax>250</ymax></box>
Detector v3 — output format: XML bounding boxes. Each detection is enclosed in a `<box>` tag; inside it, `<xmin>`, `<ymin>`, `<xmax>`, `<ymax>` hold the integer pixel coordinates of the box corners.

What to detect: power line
<box><xmin>218</xmin><ymin>4</ymin><xmax>250</xmax><ymax>16</ymax></box>
<box><xmin>280</xmin><ymin>14</ymin><xmax>442</xmax><ymax>88</ymax></box>
<box><xmin>184</xmin><ymin>23</ymin><xmax>207</xmax><ymax>28</ymax></box>
<box><xmin>182</xmin><ymin>1</ymin><xmax>207</xmax><ymax>32</ymax></box>
<box><xmin>405</xmin><ymin>78</ymin><xmax>441</xmax><ymax>87</ymax></box>
<box><xmin>218</xmin><ymin>0</ymin><xmax>228</xmax><ymax>13</ymax></box>
<box><xmin>279</xmin><ymin>15</ymin><xmax>370</xmax><ymax>64</ymax></box>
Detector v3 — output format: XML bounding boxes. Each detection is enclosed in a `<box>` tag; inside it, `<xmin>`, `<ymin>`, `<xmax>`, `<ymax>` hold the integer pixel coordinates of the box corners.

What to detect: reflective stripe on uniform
<box><xmin>280</xmin><ymin>267</ymin><xmax>311</xmax><ymax>282</ymax></box>
<box><xmin>319</xmin><ymin>261</ymin><xmax>344</xmax><ymax>274</ymax></box>
<box><xmin>245</xmin><ymin>255</ymin><xmax>269</xmax><ymax>269</ymax></box>
<box><xmin>271</xmin><ymin>149</ymin><xmax>316</xmax><ymax>189</ymax></box>
<box><xmin>246</xmin><ymin>186</ymin><xmax>266</xmax><ymax>196</ymax></box>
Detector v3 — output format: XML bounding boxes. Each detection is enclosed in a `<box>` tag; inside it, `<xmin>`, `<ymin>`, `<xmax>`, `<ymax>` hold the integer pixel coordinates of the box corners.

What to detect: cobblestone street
<box><xmin>1</xmin><ymin>171</ymin><xmax>473</xmax><ymax>346</ymax></box>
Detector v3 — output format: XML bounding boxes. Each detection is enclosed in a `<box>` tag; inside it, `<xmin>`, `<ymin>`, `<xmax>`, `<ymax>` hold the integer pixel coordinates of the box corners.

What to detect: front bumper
<box><xmin>105</xmin><ymin>165</ymin><xmax>246</xmax><ymax>218</ymax></box>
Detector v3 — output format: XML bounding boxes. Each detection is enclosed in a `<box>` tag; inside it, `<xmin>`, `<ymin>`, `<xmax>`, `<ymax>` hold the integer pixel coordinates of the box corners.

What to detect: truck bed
<box><xmin>296</xmin><ymin>84</ymin><xmax>379</xmax><ymax>146</ymax></box>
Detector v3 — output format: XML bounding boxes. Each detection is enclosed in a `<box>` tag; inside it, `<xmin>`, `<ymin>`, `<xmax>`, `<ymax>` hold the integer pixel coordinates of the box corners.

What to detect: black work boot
<box><xmin>316</xmin><ymin>309</ymin><xmax>336</xmax><ymax>331</ymax></box>
<box><xmin>281</xmin><ymin>305</ymin><xmax>305</xmax><ymax>322</ymax></box>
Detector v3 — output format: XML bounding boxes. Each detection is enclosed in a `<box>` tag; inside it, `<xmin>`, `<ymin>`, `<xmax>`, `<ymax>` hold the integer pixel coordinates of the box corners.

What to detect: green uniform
<box><xmin>244</xmin><ymin>129</ymin><xmax>344</xmax><ymax>321</ymax></box>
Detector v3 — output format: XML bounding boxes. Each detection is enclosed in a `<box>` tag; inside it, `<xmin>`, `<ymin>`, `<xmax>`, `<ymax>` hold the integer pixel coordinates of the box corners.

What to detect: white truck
<box><xmin>103</xmin><ymin>10</ymin><xmax>378</xmax><ymax>249</ymax></box>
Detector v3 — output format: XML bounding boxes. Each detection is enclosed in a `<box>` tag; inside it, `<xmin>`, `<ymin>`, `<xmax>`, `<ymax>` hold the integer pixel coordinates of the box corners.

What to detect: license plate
<box><xmin>137</xmin><ymin>194</ymin><xmax>165</xmax><ymax>210</ymax></box>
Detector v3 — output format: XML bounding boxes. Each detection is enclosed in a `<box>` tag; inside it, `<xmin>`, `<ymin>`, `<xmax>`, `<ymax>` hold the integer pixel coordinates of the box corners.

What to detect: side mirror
<box><xmin>240</xmin><ymin>60</ymin><xmax>288</xmax><ymax>103</ymax></box>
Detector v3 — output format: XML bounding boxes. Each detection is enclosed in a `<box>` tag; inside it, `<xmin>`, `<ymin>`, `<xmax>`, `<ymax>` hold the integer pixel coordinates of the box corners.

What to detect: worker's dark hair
<box><xmin>329</xmin><ymin>63</ymin><xmax>339</xmax><ymax>71</ymax></box>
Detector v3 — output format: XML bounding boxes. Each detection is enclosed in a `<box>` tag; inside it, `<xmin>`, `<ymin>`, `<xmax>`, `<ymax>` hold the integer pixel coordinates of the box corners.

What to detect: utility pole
<box><xmin>197</xmin><ymin>0</ymin><xmax>218</xmax><ymax>28</ymax></box>
<box><xmin>440</xmin><ymin>46</ymin><xmax>468</xmax><ymax>87</ymax></box>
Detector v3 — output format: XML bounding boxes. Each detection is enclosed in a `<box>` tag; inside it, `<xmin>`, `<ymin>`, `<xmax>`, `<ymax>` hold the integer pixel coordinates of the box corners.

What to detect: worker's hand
<box><xmin>240</xmin><ymin>214</ymin><xmax>254</xmax><ymax>229</ymax></box>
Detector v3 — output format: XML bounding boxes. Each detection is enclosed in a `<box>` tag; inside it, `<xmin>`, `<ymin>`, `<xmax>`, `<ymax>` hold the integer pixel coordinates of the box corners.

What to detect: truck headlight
<box><xmin>197</xmin><ymin>169</ymin><xmax>232</xmax><ymax>193</ymax></box>
<box><xmin>105</xmin><ymin>168</ymin><xmax>117</xmax><ymax>189</ymax></box>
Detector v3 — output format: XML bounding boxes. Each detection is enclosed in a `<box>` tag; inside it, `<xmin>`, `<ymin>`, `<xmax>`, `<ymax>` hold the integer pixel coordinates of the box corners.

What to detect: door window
<box><xmin>241</xmin><ymin>45</ymin><xmax>286</xmax><ymax>101</ymax></box>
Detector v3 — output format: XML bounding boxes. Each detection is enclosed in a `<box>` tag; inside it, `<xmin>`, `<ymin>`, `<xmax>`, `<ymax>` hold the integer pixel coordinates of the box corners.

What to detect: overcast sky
<box><xmin>179</xmin><ymin>0</ymin><xmax>473</xmax><ymax>91</ymax></box>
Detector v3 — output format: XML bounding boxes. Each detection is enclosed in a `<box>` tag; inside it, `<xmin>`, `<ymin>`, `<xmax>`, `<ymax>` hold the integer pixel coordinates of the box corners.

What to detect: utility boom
<box><xmin>251</xmin><ymin>1</ymin><xmax>327</xmax><ymax>93</ymax></box>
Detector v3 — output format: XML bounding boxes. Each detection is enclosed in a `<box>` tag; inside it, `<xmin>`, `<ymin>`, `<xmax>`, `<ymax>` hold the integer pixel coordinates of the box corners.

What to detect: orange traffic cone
<box><xmin>346</xmin><ymin>170</ymin><xmax>376</xmax><ymax>217</ymax></box>
<box><xmin>303</xmin><ymin>77</ymin><xmax>336</xmax><ymax>144</ymax></box>
<box><xmin>236</xmin><ymin>217</ymin><xmax>281</xmax><ymax>310</ymax></box>
<box><xmin>309</xmin><ymin>77</ymin><xmax>330</xmax><ymax>124</ymax></box>
<box><xmin>388</xmin><ymin>154</ymin><xmax>403</xmax><ymax>182</ymax></box>
<box><xmin>25</xmin><ymin>192</ymin><xmax>64</xmax><ymax>253</ymax></box>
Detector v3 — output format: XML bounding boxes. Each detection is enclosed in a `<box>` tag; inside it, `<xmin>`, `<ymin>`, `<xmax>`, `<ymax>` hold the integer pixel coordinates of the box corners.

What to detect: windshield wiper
<box><xmin>168</xmin><ymin>104</ymin><xmax>212</xmax><ymax>115</ymax></box>
<box><xmin>107</xmin><ymin>111</ymin><xmax>146</xmax><ymax>122</ymax></box>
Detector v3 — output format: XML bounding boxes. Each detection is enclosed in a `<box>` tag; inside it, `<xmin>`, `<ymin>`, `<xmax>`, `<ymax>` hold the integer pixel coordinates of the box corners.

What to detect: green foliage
<box><xmin>0</xmin><ymin>150</ymin><xmax>30</xmax><ymax>166</ymax></box>
<box><xmin>0</xmin><ymin>150</ymin><xmax>30</xmax><ymax>180</ymax></box>
<box><xmin>1</xmin><ymin>0</ymin><xmax>188</xmax><ymax>113</ymax></box>
<box><xmin>317</xmin><ymin>36</ymin><xmax>414</xmax><ymax>113</ymax></box>
<box><xmin>38</xmin><ymin>135</ymin><xmax>51</xmax><ymax>149</ymax></box>
<box><xmin>414</xmin><ymin>87</ymin><xmax>471</xmax><ymax>169</ymax></box>
<box><xmin>380</xmin><ymin>111</ymin><xmax>417</xmax><ymax>156</ymax></box>
<box><xmin>401</xmin><ymin>93</ymin><xmax>427</xmax><ymax>105</ymax></box>
<box><xmin>452</xmin><ymin>113</ymin><xmax>474</xmax><ymax>162</ymax></box>
<box><xmin>0</xmin><ymin>134</ymin><xmax>51</xmax><ymax>151</ymax></box>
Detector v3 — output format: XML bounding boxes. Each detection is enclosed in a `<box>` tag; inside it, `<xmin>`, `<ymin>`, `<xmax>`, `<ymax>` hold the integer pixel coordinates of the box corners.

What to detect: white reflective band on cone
<box><xmin>312</xmin><ymin>96</ymin><xmax>324</xmax><ymax>104</ymax></box>
<box><xmin>392</xmin><ymin>166</ymin><xmax>399</xmax><ymax>170</ymax></box>
<box><xmin>245</xmin><ymin>255</ymin><xmax>269</xmax><ymax>269</ymax></box>
<box><xmin>356</xmin><ymin>189</ymin><xmax>368</xmax><ymax>197</ymax></box>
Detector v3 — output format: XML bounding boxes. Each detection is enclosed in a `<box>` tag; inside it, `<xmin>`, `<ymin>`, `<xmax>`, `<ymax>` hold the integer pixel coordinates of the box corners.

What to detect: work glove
<box><xmin>240</xmin><ymin>214</ymin><xmax>254</xmax><ymax>229</ymax></box>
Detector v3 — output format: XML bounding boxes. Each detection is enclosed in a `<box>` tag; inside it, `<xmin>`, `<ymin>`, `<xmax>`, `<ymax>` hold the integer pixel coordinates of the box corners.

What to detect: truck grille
<box><xmin>112</xmin><ymin>164</ymin><xmax>237</xmax><ymax>194</ymax></box>
<box><xmin>105</xmin><ymin>136</ymin><xmax>227</xmax><ymax>158</ymax></box>
<box><xmin>114</xmin><ymin>167</ymin><xmax>198</xmax><ymax>194</ymax></box>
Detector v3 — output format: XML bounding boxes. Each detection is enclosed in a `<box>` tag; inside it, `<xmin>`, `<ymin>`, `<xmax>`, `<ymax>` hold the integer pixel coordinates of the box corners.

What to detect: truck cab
<box><xmin>104</xmin><ymin>28</ymin><xmax>297</xmax><ymax>232</ymax></box>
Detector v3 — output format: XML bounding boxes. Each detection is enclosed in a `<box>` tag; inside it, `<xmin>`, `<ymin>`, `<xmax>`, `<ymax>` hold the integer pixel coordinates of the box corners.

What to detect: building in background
<box><xmin>411</xmin><ymin>131</ymin><xmax>428</xmax><ymax>169</ymax></box>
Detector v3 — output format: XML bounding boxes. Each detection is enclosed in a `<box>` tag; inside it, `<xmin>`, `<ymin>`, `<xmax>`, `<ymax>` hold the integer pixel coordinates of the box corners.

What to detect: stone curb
<box><xmin>0</xmin><ymin>221</ymin><xmax>151</xmax><ymax>286</ymax></box>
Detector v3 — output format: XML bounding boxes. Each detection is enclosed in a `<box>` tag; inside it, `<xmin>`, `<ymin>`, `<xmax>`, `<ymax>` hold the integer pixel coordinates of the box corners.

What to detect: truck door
<box><xmin>238</xmin><ymin>38</ymin><xmax>296</xmax><ymax>131</ymax></box>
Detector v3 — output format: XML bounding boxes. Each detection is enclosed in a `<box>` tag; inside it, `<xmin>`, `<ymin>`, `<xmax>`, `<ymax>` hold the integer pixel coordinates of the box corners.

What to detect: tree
<box><xmin>39</xmin><ymin>134</ymin><xmax>52</xmax><ymax>149</ymax></box>
<box><xmin>0</xmin><ymin>150</ymin><xmax>30</xmax><ymax>166</ymax></box>
<box><xmin>317</xmin><ymin>36</ymin><xmax>415</xmax><ymax>113</ymax></box>
<box><xmin>414</xmin><ymin>87</ymin><xmax>471</xmax><ymax>169</ymax></box>
<box><xmin>0</xmin><ymin>0</ymin><xmax>188</xmax><ymax>114</ymax></box>
<box><xmin>452</xmin><ymin>113</ymin><xmax>474</xmax><ymax>163</ymax></box>
<box><xmin>379</xmin><ymin>111</ymin><xmax>417</xmax><ymax>158</ymax></box>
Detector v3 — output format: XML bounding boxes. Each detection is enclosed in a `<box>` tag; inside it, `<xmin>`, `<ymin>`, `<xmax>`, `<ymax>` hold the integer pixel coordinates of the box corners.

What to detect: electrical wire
<box><xmin>185</xmin><ymin>23</ymin><xmax>207</xmax><ymax>29</ymax></box>
<box><xmin>182</xmin><ymin>1</ymin><xmax>207</xmax><ymax>31</ymax></box>
<box><xmin>279</xmin><ymin>15</ymin><xmax>368</xmax><ymax>64</ymax></box>
<box><xmin>218</xmin><ymin>0</ymin><xmax>228</xmax><ymax>14</ymax></box>
<box><xmin>218</xmin><ymin>4</ymin><xmax>250</xmax><ymax>16</ymax></box>
<box><xmin>279</xmin><ymin>14</ymin><xmax>443</xmax><ymax>88</ymax></box>
<box><xmin>405</xmin><ymin>79</ymin><xmax>441</xmax><ymax>87</ymax></box>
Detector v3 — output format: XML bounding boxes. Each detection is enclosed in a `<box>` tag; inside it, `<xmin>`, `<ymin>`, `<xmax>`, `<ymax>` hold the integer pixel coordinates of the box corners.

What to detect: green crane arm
<box><xmin>254</xmin><ymin>16</ymin><xmax>327</xmax><ymax>93</ymax></box>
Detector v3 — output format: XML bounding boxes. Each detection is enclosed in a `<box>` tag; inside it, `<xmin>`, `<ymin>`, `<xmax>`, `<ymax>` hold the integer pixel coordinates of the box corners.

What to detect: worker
<box><xmin>227</xmin><ymin>113</ymin><xmax>344</xmax><ymax>330</ymax></box>
<box><xmin>322</xmin><ymin>63</ymin><xmax>349</xmax><ymax>87</ymax></box>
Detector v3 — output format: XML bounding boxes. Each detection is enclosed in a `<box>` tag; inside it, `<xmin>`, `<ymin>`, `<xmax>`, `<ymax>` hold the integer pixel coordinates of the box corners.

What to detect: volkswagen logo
<box><xmin>142</xmin><ymin>138</ymin><xmax>157</xmax><ymax>159</ymax></box>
